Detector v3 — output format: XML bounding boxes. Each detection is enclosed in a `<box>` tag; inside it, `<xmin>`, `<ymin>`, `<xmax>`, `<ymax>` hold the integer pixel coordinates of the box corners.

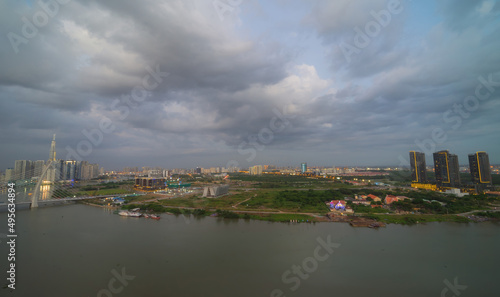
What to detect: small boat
<box><xmin>143</xmin><ymin>214</ymin><xmax>150</xmax><ymax>218</ymax></box>
<box><xmin>150</xmin><ymin>214</ymin><xmax>160</xmax><ymax>220</ymax></box>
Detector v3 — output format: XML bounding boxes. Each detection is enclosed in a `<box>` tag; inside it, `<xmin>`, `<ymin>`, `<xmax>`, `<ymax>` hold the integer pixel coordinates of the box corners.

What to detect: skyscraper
<box><xmin>301</xmin><ymin>163</ymin><xmax>307</xmax><ymax>174</ymax></box>
<box><xmin>46</xmin><ymin>134</ymin><xmax>59</xmax><ymax>182</ymax></box>
<box><xmin>468</xmin><ymin>151</ymin><xmax>492</xmax><ymax>187</ymax></box>
<box><xmin>14</xmin><ymin>160</ymin><xmax>33</xmax><ymax>180</ymax></box>
<box><xmin>33</xmin><ymin>160</ymin><xmax>45</xmax><ymax>178</ymax></box>
<box><xmin>49</xmin><ymin>134</ymin><xmax>56</xmax><ymax>161</ymax></box>
<box><xmin>433</xmin><ymin>150</ymin><xmax>460</xmax><ymax>188</ymax></box>
<box><xmin>409</xmin><ymin>151</ymin><xmax>427</xmax><ymax>183</ymax></box>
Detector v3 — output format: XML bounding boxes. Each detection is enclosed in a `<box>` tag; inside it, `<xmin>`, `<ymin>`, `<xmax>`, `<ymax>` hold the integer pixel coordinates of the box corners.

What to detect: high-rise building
<box><xmin>33</xmin><ymin>160</ymin><xmax>45</xmax><ymax>178</ymax></box>
<box><xmin>5</xmin><ymin>168</ymin><xmax>13</xmax><ymax>182</ymax></box>
<box><xmin>14</xmin><ymin>160</ymin><xmax>33</xmax><ymax>180</ymax></box>
<box><xmin>81</xmin><ymin>162</ymin><xmax>99</xmax><ymax>180</ymax></box>
<box><xmin>62</xmin><ymin>160</ymin><xmax>82</xmax><ymax>180</ymax></box>
<box><xmin>433</xmin><ymin>150</ymin><xmax>460</xmax><ymax>187</ymax></box>
<box><xmin>301</xmin><ymin>163</ymin><xmax>307</xmax><ymax>174</ymax></box>
<box><xmin>469</xmin><ymin>151</ymin><xmax>492</xmax><ymax>188</ymax></box>
<box><xmin>409</xmin><ymin>151</ymin><xmax>427</xmax><ymax>183</ymax></box>
<box><xmin>249</xmin><ymin>165</ymin><xmax>263</xmax><ymax>175</ymax></box>
<box><xmin>49</xmin><ymin>134</ymin><xmax>56</xmax><ymax>162</ymax></box>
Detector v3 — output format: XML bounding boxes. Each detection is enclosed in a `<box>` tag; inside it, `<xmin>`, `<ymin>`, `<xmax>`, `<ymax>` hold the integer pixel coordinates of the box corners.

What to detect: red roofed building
<box><xmin>367</xmin><ymin>194</ymin><xmax>381</xmax><ymax>202</ymax></box>
<box><xmin>384</xmin><ymin>195</ymin><xmax>399</xmax><ymax>205</ymax></box>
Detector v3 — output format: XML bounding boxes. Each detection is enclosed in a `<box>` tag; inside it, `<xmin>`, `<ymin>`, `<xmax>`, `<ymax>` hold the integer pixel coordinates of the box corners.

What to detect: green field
<box><xmin>77</xmin><ymin>188</ymin><xmax>133</xmax><ymax>196</ymax></box>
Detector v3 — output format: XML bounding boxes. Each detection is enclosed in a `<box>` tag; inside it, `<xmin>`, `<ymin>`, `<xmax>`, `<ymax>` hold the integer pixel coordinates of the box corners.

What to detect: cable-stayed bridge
<box><xmin>0</xmin><ymin>134</ymin><xmax>111</xmax><ymax>209</ymax></box>
<box><xmin>0</xmin><ymin>160</ymin><xmax>118</xmax><ymax>209</ymax></box>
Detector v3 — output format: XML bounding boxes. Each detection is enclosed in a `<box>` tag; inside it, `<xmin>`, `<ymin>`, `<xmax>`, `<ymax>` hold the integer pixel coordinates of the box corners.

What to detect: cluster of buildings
<box><xmin>249</xmin><ymin>165</ymin><xmax>264</xmax><ymax>175</ymax></box>
<box><xmin>134</xmin><ymin>177</ymin><xmax>192</xmax><ymax>190</ymax></box>
<box><xmin>118</xmin><ymin>166</ymin><xmax>240</xmax><ymax>176</ymax></box>
<box><xmin>410</xmin><ymin>150</ymin><xmax>492</xmax><ymax>194</ymax></box>
<box><xmin>196</xmin><ymin>167</ymin><xmax>240</xmax><ymax>174</ymax></box>
<box><xmin>326</xmin><ymin>194</ymin><xmax>411</xmax><ymax>215</ymax></box>
<box><xmin>246</xmin><ymin>164</ymin><xmax>361</xmax><ymax>176</ymax></box>
<box><xmin>0</xmin><ymin>135</ymin><xmax>102</xmax><ymax>183</ymax></box>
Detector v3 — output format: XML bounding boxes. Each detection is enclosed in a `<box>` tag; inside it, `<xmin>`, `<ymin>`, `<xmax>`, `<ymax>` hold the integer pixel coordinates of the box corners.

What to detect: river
<box><xmin>0</xmin><ymin>204</ymin><xmax>499</xmax><ymax>296</ymax></box>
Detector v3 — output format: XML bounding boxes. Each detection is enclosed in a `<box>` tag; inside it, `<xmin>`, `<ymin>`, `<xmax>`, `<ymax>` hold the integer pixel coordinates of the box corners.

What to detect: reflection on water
<box><xmin>39</xmin><ymin>184</ymin><xmax>54</xmax><ymax>200</ymax></box>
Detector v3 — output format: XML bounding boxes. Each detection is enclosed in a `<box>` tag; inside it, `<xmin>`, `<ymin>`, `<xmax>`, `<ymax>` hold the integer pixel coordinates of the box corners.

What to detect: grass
<box><xmin>77</xmin><ymin>188</ymin><xmax>133</xmax><ymax>196</ymax></box>
<box><xmin>125</xmin><ymin>195</ymin><xmax>160</xmax><ymax>203</ymax></box>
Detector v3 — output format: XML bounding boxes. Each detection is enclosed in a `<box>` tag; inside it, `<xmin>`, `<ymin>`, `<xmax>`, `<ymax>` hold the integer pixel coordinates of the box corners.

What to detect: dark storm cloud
<box><xmin>0</xmin><ymin>0</ymin><xmax>499</xmax><ymax>170</ymax></box>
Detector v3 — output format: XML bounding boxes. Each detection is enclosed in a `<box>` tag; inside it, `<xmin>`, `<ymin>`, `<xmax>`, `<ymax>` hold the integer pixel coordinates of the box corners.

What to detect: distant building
<box><xmin>366</xmin><ymin>194</ymin><xmax>381</xmax><ymax>202</ymax></box>
<box><xmin>33</xmin><ymin>160</ymin><xmax>45</xmax><ymax>178</ymax></box>
<box><xmin>4</xmin><ymin>168</ymin><xmax>13</xmax><ymax>182</ymax></box>
<box><xmin>409</xmin><ymin>151</ymin><xmax>427</xmax><ymax>183</ymax></box>
<box><xmin>202</xmin><ymin>185</ymin><xmax>229</xmax><ymax>198</ymax></box>
<box><xmin>135</xmin><ymin>177</ymin><xmax>166</xmax><ymax>190</ymax></box>
<box><xmin>249</xmin><ymin>165</ymin><xmax>263</xmax><ymax>175</ymax></box>
<box><xmin>469</xmin><ymin>152</ymin><xmax>492</xmax><ymax>194</ymax></box>
<box><xmin>81</xmin><ymin>162</ymin><xmax>99</xmax><ymax>180</ymax></box>
<box><xmin>433</xmin><ymin>150</ymin><xmax>460</xmax><ymax>188</ymax></box>
<box><xmin>384</xmin><ymin>195</ymin><xmax>399</xmax><ymax>205</ymax></box>
<box><xmin>468</xmin><ymin>152</ymin><xmax>492</xmax><ymax>192</ymax></box>
<box><xmin>62</xmin><ymin>160</ymin><xmax>78</xmax><ymax>180</ymax></box>
<box><xmin>327</xmin><ymin>200</ymin><xmax>346</xmax><ymax>210</ymax></box>
<box><xmin>14</xmin><ymin>160</ymin><xmax>32</xmax><ymax>180</ymax></box>
<box><xmin>301</xmin><ymin>163</ymin><xmax>307</xmax><ymax>174</ymax></box>
<box><xmin>49</xmin><ymin>134</ymin><xmax>56</xmax><ymax>161</ymax></box>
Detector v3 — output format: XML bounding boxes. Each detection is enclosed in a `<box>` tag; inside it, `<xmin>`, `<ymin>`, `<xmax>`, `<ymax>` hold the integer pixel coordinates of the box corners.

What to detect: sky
<box><xmin>0</xmin><ymin>0</ymin><xmax>499</xmax><ymax>171</ymax></box>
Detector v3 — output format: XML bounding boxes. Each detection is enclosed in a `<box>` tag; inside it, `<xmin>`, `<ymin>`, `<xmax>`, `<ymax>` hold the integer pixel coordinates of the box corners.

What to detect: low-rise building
<box><xmin>367</xmin><ymin>194</ymin><xmax>381</xmax><ymax>202</ymax></box>
<box><xmin>384</xmin><ymin>195</ymin><xmax>399</xmax><ymax>205</ymax></box>
<box><xmin>326</xmin><ymin>200</ymin><xmax>347</xmax><ymax>211</ymax></box>
<box><xmin>203</xmin><ymin>185</ymin><xmax>230</xmax><ymax>198</ymax></box>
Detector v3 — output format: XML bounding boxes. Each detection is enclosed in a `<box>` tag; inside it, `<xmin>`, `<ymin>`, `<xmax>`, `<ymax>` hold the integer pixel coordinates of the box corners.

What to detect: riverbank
<box><xmin>119</xmin><ymin>202</ymin><xmax>492</xmax><ymax>226</ymax></box>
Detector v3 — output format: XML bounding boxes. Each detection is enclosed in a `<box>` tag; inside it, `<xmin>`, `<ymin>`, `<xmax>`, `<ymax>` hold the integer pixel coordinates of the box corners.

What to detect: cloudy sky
<box><xmin>1</xmin><ymin>0</ymin><xmax>499</xmax><ymax>171</ymax></box>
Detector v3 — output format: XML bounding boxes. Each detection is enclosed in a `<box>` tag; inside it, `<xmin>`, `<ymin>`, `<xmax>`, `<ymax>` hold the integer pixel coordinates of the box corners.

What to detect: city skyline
<box><xmin>1</xmin><ymin>136</ymin><xmax>498</xmax><ymax>173</ymax></box>
<box><xmin>1</xmin><ymin>0</ymin><xmax>499</xmax><ymax>170</ymax></box>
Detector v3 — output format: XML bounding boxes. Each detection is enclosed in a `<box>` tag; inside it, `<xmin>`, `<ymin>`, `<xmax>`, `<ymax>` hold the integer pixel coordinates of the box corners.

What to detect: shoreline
<box><xmin>78</xmin><ymin>200</ymin><xmax>500</xmax><ymax>226</ymax></box>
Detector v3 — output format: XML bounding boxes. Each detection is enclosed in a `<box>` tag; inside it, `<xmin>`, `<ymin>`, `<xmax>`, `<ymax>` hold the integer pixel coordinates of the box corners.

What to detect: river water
<box><xmin>0</xmin><ymin>204</ymin><xmax>499</xmax><ymax>297</ymax></box>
